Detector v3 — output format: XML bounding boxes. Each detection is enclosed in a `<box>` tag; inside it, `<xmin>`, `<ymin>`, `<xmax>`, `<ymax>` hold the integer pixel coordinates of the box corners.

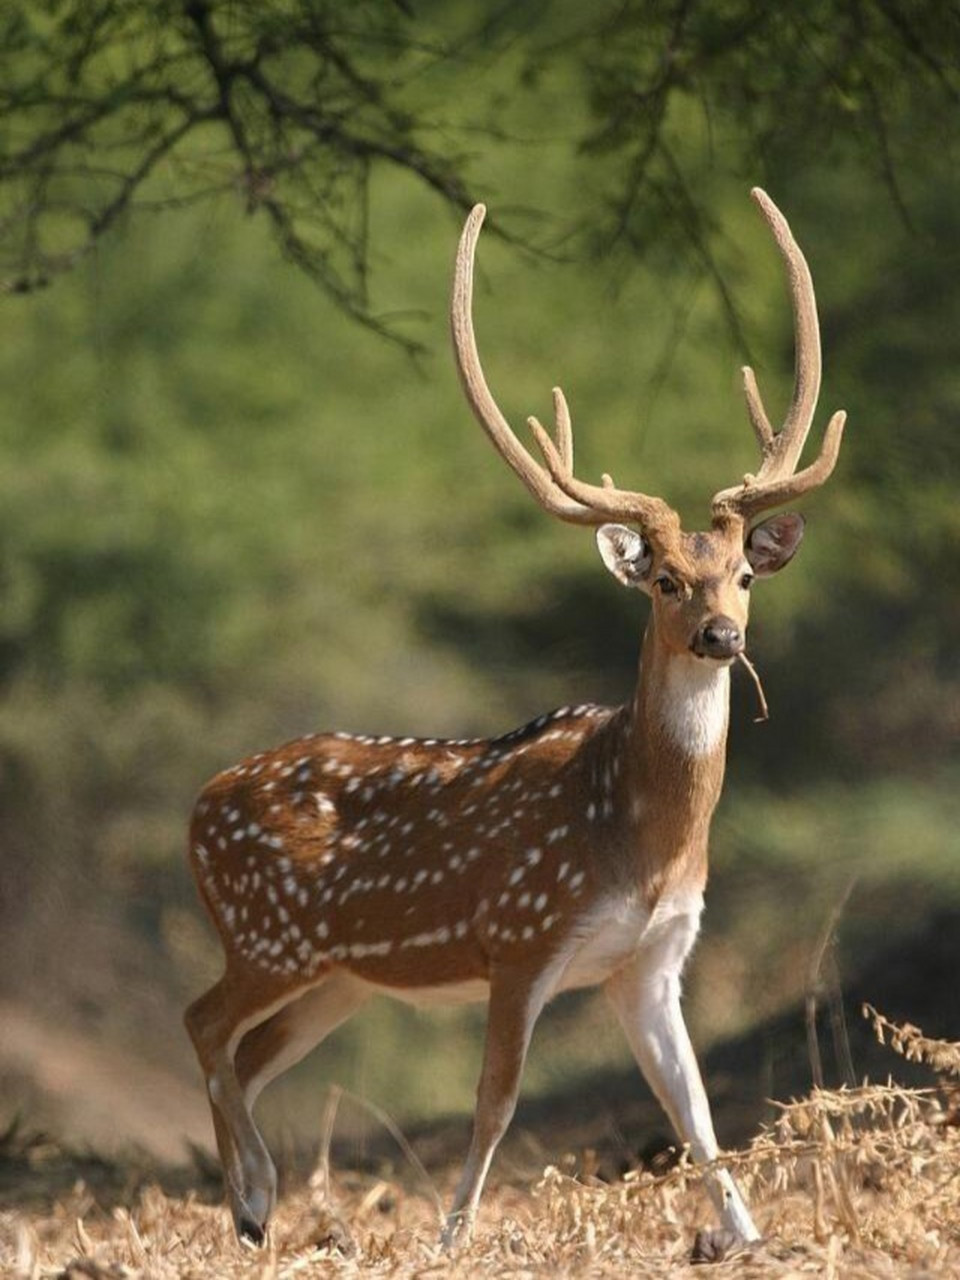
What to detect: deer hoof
<box><xmin>690</xmin><ymin>1227</ymin><xmax>749</xmax><ymax>1264</ymax></box>
<box><xmin>312</xmin><ymin>1209</ymin><xmax>357</xmax><ymax>1257</ymax></box>
<box><xmin>237</xmin><ymin>1215</ymin><xmax>267</xmax><ymax>1247</ymax></box>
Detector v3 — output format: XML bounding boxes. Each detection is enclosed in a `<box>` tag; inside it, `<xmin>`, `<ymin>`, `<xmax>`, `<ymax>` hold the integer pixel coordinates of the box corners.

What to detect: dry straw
<box><xmin>2</xmin><ymin>1010</ymin><xmax>958</xmax><ymax>1278</ymax></box>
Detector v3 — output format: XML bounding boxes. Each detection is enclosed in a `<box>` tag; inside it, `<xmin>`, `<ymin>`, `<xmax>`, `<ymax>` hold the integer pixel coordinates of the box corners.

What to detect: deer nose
<box><xmin>693</xmin><ymin>616</ymin><xmax>744</xmax><ymax>660</ymax></box>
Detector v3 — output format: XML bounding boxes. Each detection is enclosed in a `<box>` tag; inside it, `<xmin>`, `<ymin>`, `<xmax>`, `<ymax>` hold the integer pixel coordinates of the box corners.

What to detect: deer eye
<box><xmin>655</xmin><ymin>574</ymin><xmax>678</xmax><ymax>596</ymax></box>
<box><xmin>739</xmin><ymin>571</ymin><xmax>755</xmax><ymax>590</ymax></box>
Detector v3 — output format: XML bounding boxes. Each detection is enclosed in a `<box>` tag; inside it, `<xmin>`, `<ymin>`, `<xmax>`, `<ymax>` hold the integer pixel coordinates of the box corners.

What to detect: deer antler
<box><xmin>525</xmin><ymin>411</ymin><xmax>681</xmax><ymax>544</ymax></box>
<box><xmin>711</xmin><ymin>188</ymin><xmax>846</xmax><ymax>526</ymax></box>
<box><xmin>451</xmin><ymin>205</ymin><xmax>681</xmax><ymax>543</ymax></box>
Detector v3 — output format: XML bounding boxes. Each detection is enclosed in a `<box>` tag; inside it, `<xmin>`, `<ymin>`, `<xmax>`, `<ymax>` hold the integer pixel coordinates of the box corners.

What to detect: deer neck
<box><xmin>615</xmin><ymin>618</ymin><xmax>731</xmax><ymax>895</ymax></box>
<box><xmin>635</xmin><ymin>621</ymin><xmax>730</xmax><ymax>763</ymax></box>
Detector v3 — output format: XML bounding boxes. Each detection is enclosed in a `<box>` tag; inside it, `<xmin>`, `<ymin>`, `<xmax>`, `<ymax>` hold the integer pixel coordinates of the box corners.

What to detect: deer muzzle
<box><xmin>692</xmin><ymin>617</ymin><xmax>744</xmax><ymax>661</ymax></box>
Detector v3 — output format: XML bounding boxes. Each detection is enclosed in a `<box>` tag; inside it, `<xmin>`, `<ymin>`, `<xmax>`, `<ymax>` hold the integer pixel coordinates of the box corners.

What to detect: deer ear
<box><xmin>596</xmin><ymin>524</ymin><xmax>654</xmax><ymax>589</ymax></box>
<box><xmin>745</xmin><ymin>512</ymin><xmax>806</xmax><ymax>577</ymax></box>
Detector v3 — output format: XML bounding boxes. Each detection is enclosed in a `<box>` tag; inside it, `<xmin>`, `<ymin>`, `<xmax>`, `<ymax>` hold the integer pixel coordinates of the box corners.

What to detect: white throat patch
<box><xmin>658</xmin><ymin>657</ymin><xmax>730</xmax><ymax>757</ymax></box>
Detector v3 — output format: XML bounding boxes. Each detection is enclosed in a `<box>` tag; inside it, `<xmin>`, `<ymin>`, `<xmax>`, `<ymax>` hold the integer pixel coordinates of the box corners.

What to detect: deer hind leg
<box><xmin>605</xmin><ymin>951</ymin><xmax>760</xmax><ymax>1243</ymax></box>
<box><xmin>185</xmin><ymin>975</ymin><xmax>284</xmax><ymax>1242</ymax></box>
<box><xmin>185</xmin><ymin>970</ymin><xmax>360</xmax><ymax>1244</ymax></box>
<box><xmin>235</xmin><ymin>972</ymin><xmax>370</xmax><ymax>1111</ymax></box>
<box><xmin>442</xmin><ymin>960</ymin><xmax>559</xmax><ymax>1249</ymax></box>
<box><xmin>227</xmin><ymin>973</ymin><xmax>371</xmax><ymax>1248</ymax></box>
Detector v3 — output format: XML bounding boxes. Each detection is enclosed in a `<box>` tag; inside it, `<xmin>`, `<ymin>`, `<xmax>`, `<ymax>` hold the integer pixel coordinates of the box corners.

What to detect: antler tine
<box><xmin>741</xmin><ymin>365</ymin><xmax>775</xmax><ymax>451</ymax></box>
<box><xmin>712</xmin><ymin>189</ymin><xmax>846</xmax><ymax>524</ymax></box>
<box><xmin>451</xmin><ymin>205</ymin><xmax>598</xmax><ymax>526</ymax></box>
<box><xmin>527</xmin><ymin>413</ymin><xmax>681</xmax><ymax>538</ymax></box>
<box><xmin>715</xmin><ymin>409</ymin><xmax>847</xmax><ymax>522</ymax></box>
<box><xmin>552</xmin><ymin>386</ymin><xmax>573</xmax><ymax>470</ymax></box>
<box><xmin>527</xmin><ymin>386</ymin><xmax>575</xmax><ymax>472</ymax></box>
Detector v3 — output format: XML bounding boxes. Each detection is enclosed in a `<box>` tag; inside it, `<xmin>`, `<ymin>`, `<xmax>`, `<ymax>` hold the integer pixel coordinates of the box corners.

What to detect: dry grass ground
<box><xmin>2</xmin><ymin>1013</ymin><xmax>958</xmax><ymax>1279</ymax></box>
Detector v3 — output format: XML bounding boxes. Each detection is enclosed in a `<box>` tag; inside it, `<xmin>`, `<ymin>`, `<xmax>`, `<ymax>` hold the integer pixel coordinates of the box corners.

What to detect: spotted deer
<box><xmin>185</xmin><ymin>188</ymin><xmax>845</xmax><ymax>1250</ymax></box>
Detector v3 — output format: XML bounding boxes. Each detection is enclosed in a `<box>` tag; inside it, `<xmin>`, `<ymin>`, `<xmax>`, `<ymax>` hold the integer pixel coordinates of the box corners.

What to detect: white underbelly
<box><xmin>365</xmin><ymin>977</ymin><xmax>490</xmax><ymax>1008</ymax></box>
<box><xmin>556</xmin><ymin>887</ymin><xmax>704</xmax><ymax>994</ymax></box>
<box><xmin>358</xmin><ymin>890</ymin><xmax>703</xmax><ymax>1009</ymax></box>
<box><xmin>556</xmin><ymin>895</ymin><xmax>652</xmax><ymax>992</ymax></box>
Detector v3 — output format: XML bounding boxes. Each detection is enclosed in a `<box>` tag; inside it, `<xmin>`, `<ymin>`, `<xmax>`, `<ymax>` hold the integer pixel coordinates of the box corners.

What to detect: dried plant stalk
<box><xmin>737</xmin><ymin>651</ymin><xmax>770</xmax><ymax>721</ymax></box>
<box><xmin>863</xmin><ymin>1003</ymin><xmax>960</xmax><ymax>1078</ymax></box>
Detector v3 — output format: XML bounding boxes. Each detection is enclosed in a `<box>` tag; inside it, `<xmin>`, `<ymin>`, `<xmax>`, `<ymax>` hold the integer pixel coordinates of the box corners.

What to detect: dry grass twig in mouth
<box><xmin>737</xmin><ymin>651</ymin><xmax>770</xmax><ymax>722</ymax></box>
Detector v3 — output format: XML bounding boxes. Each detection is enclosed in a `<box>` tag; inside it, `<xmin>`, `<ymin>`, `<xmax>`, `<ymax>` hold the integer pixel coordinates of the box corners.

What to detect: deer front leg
<box><xmin>442</xmin><ymin>960</ymin><xmax>558</xmax><ymax>1249</ymax></box>
<box><xmin>606</xmin><ymin>956</ymin><xmax>760</xmax><ymax>1243</ymax></box>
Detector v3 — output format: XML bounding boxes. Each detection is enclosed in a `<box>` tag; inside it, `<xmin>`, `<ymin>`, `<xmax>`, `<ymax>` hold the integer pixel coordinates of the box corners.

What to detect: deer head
<box><xmin>451</xmin><ymin>188</ymin><xmax>846</xmax><ymax>668</ymax></box>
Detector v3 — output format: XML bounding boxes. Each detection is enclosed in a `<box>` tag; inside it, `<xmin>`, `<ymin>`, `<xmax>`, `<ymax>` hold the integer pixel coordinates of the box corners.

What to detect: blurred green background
<box><xmin>0</xmin><ymin>2</ymin><xmax>957</xmax><ymax>1162</ymax></box>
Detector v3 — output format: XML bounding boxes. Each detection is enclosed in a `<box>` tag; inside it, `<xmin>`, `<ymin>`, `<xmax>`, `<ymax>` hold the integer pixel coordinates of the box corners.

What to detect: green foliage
<box><xmin>0</xmin><ymin>0</ymin><xmax>478</xmax><ymax>340</ymax></box>
<box><xmin>577</xmin><ymin>2</ymin><xmax>960</xmax><ymax>258</ymax></box>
